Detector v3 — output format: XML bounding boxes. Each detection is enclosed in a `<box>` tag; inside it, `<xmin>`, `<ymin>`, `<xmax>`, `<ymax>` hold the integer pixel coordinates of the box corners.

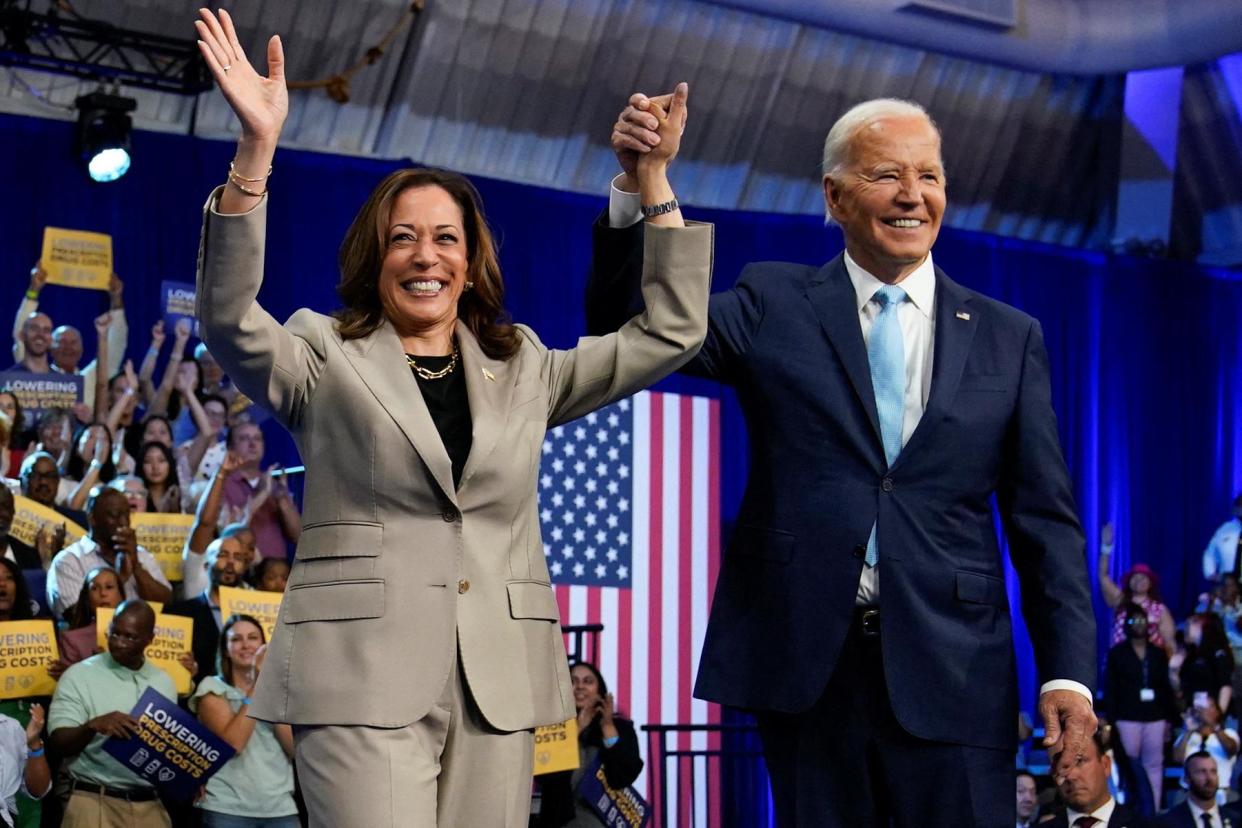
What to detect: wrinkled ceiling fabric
<box><xmin>0</xmin><ymin>0</ymin><xmax>1236</xmax><ymax>260</ymax></box>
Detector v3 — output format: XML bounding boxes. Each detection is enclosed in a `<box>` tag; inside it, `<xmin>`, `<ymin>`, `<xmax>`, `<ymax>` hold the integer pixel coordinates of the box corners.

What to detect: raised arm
<box><xmin>1097</xmin><ymin>522</ymin><xmax>1123</xmax><ymax>608</ymax></box>
<box><xmin>138</xmin><ymin>321</ymin><xmax>166</xmax><ymax>406</ymax></box>
<box><xmin>148</xmin><ymin>319</ymin><xmax>191</xmax><ymax>417</ymax></box>
<box><xmin>12</xmin><ymin>262</ymin><xmax>45</xmax><ymax>363</ymax></box>
<box><xmin>194</xmin><ymin>10</ymin><xmax>327</xmax><ymax>426</ymax></box>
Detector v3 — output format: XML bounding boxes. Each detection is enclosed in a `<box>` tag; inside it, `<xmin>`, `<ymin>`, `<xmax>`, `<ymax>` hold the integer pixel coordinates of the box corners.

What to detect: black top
<box><xmin>408</xmin><ymin>353</ymin><xmax>472</xmax><ymax>488</ymax></box>
<box><xmin>1103</xmin><ymin>641</ymin><xmax>1177</xmax><ymax>723</ymax></box>
<box><xmin>1179</xmin><ymin>647</ymin><xmax>1234</xmax><ymax>704</ymax></box>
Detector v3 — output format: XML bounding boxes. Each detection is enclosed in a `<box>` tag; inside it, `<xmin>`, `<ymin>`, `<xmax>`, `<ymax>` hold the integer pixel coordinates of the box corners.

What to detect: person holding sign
<box><xmin>189</xmin><ymin>614</ymin><xmax>297</xmax><ymax>828</ymax></box>
<box><xmin>193</xmin><ymin>6</ymin><xmax>705</xmax><ymax>826</ymax></box>
<box><xmin>47</xmin><ymin>488</ymin><xmax>171</xmax><ymax>622</ymax></box>
<box><xmin>0</xmin><ymin>704</ymin><xmax>50</xmax><ymax>828</ymax></box>
<box><xmin>536</xmin><ymin>662</ymin><xmax>643</xmax><ymax>828</ymax></box>
<box><xmin>47</xmin><ymin>601</ymin><xmax>175</xmax><ymax>828</ymax></box>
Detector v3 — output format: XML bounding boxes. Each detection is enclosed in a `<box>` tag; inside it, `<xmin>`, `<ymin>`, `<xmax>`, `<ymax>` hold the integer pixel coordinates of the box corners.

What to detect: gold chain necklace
<box><xmin>405</xmin><ymin>344</ymin><xmax>459</xmax><ymax>380</ymax></box>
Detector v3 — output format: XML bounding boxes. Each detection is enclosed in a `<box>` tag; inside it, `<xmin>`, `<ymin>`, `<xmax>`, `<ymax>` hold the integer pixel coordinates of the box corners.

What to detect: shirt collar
<box><xmin>844</xmin><ymin>250</ymin><xmax>936</xmax><ymax>319</ymax></box>
<box><xmin>1067</xmin><ymin>796</ymin><xmax>1115</xmax><ymax>826</ymax></box>
<box><xmin>1190</xmin><ymin>801</ymin><xmax>1221</xmax><ymax>823</ymax></box>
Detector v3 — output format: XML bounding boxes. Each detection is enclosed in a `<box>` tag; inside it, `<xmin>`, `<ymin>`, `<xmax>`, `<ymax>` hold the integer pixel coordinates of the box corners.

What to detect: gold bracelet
<box><xmin>227</xmin><ymin>173</ymin><xmax>266</xmax><ymax>197</ymax></box>
<box><xmin>228</xmin><ymin>161</ymin><xmax>272</xmax><ymax>182</ymax></box>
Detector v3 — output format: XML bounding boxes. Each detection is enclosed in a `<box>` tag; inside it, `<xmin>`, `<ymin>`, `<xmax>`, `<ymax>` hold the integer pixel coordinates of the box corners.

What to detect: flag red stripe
<box><xmin>708</xmin><ymin>399</ymin><xmax>723</xmax><ymax>826</ymax></box>
<box><xmin>647</xmin><ymin>394</ymin><xmax>665</xmax><ymax>821</ymax></box>
<box><xmin>586</xmin><ymin>588</ymin><xmax>601</xmax><ymax>665</ymax></box>
<box><xmin>678</xmin><ymin>396</ymin><xmax>695</xmax><ymax>828</ymax></box>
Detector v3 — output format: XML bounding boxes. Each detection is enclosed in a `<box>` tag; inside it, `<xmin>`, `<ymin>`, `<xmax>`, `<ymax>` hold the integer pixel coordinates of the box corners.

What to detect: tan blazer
<box><xmin>195</xmin><ymin>188</ymin><xmax>712</xmax><ymax>731</ymax></box>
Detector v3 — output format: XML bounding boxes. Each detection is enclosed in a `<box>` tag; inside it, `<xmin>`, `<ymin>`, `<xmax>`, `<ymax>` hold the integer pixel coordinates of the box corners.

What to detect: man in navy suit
<box><xmin>1158</xmin><ymin>751</ymin><xmax>1242</xmax><ymax>828</ymax></box>
<box><xmin>588</xmin><ymin>93</ymin><xmax>1097</xmax><ymax>825</ymax></box>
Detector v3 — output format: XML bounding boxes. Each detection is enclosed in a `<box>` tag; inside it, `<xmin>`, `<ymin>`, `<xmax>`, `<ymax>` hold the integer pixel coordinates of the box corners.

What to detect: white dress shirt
<box><xmin>0</xmin><ymin>713</ymin><xmax>46</xmax><ymax>828</ymax></box>
<box><xmin>45</xmin><ymin>536</ymin><xmax>170</xmax><ymax>620</ymax></box>
<box><xmin>1204</xmin><ymin>517</ymin><xmax>1242</xmax><ymax>581</ymax></box>
<box><xmin>1066</xmin><ymin>796</ymin><xmax>1115</xmax><ymax>827</ymax></box>
<box><xmin>607</xmin><ymin>178</ymin><xmax>1091</xmax><ymax>705</ymax></box>
<box><xmin>1190</xmin><ymin>800</ymin><xmax>1226</xmax><ymax>828</ymax></box>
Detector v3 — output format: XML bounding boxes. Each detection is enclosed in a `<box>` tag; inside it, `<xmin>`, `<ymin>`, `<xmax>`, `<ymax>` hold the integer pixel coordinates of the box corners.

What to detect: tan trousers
<box><xmin>61</xmin><ymin>790</ymin><xmax>171</xmax><ymax>828</ymax></box>
<box><xmin>294</xmin><ymin>655</ymin><xmax>535</xmax><ymax>827</ymax></box>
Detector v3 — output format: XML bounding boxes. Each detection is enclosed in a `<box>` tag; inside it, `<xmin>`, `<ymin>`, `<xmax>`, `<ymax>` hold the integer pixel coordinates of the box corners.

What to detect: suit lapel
<box><xmin>805</xmin><ymin>255</ymin><xmax>883</xmax><ymax>446</ymax></box>
<box><xmin>892</xmin><ymin>268</ymin><xmax>976</xmax><ymax>467</ymax></box>
<box><xmin>456</xmin><ymin>323</ymin><xmax>516</xmax><ymax>490</ymax></box>
<box><xmin>339</xmin><ymin>320</ymin><xmax>457</xmax><ymax>504</ymax></box>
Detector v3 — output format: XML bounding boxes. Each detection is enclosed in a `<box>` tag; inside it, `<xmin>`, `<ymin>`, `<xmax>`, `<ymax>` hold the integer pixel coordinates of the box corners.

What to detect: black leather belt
<box><xmin>854</xmin><ymin>606</ymin><xmax>881</xmax><ymax>637</ymax></box>
<box><xmin>70</xmin><ymin>778</ymin><xmax>159</xmax><ymax>802</ymax></box>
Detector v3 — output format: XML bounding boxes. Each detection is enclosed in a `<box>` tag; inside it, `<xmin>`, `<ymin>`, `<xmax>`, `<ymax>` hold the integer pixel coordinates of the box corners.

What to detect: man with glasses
<box><xmin>46</xmin><ymin>487</ymin><xmax>170</xmax><ymax>621</ymax></box>
<box><xmin>47</xmin><ymin>600</ymin><xmax>175</xmax><ymax>827</ymax></box>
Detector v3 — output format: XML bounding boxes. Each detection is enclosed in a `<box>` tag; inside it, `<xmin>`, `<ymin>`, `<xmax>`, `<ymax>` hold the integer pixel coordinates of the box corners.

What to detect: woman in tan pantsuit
<box><xmin>192</xmin><ymin>10</ymin><xmax>709</xmax><ymax>827</ymax></box>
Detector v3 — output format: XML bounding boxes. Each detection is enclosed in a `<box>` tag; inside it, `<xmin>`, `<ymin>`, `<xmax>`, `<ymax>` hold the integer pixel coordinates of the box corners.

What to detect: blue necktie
<box><xmin>864</xmin><ymin>284</ymin><xmax>907</xmax><ymax>567</ymax></box>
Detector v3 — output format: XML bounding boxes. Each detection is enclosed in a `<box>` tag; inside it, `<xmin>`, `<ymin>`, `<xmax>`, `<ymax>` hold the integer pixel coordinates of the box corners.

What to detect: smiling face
<box><xmin>0</xmin><ymin>393</ymin><xmax>16</xmax><ymax>430</ymax></box>
<box><xmin>23</xmin><ymin>456</ymin><xmax>59</xmax><ymax>506</ymax></box>
<box><xmin>21</xmin><ymin>313</ymin><xmax>52</xmax><ymax>358</ymax></box>
<box><xmin>225</xmin><ymin>619</ymin><xmax>264</xmax><ymax>671</ymax></box>
<box><xmin>571</xmin><ymin>663</ymin><xmax>602</xmax><ymax>711</ymax></box>
<box><xmin>824</xmin><ymin>115</ymin><xmax>945</xmax><ymax>283</ymax></box>
<box><xmin>377</xmin><ymin>185</ymin><xmax>469</xmax><ymax>343</ymax></box>
<box><xmin>52</xmin><ymin>326</ymin><xmax>83</xmax><ymax>371</ymax></box>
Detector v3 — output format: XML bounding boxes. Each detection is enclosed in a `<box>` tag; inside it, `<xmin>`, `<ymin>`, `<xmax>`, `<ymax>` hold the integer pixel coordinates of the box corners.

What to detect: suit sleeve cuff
<box><xmin>1040</xmin><ymin>679</ymin><xmax>1093</xmax><ymax>705</ymax></box>
<box><xmin>609</xmin><ymin>174</ymin><xmax>644</xmax><ymax>229</ymax></box>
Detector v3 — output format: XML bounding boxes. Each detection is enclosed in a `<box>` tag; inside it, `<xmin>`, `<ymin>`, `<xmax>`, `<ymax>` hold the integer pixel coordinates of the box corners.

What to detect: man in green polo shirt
<box><xmin>48</xmin><ymin>600</ymin><xmax>176</xmax><ymax>828</ymax></box>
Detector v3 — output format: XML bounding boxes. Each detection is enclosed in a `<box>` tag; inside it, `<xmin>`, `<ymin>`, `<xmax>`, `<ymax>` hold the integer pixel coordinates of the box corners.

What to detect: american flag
<box><xmin>540</xmin><ymin>390</ymin><xmax>723</xmax><ymax>826</ymax></box>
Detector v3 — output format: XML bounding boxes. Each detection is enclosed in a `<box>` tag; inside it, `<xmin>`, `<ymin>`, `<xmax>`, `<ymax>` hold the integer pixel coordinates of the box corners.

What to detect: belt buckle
<box><xmin>859</xmin><ymin>608</ymin><xmax>881</xmax><ymax>637</ymax></box>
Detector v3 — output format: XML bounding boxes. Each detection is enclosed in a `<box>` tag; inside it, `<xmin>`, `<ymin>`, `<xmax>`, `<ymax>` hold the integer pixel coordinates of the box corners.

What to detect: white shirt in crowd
<box><xmin>0</xmin><ymin>713</ymin><xmax>47</xmax><ymax>828</ymax></box>
<box><xmin>45</xmin><ymin>535</ymin><xmax>170</xmax><ymax>619</ymax></box>
<box><xmin>1190</xmin><ymin>800</ymin><xmax>1227</xmax><ymax>828</ymax></box>
<box><xmin>1204</xmin><ymin>517</ymin><xmax>1242</xmax><ymax>581</ymax></box>
<box><xmin>607</xmin><ymin>178</ymin><xmax>1092</xmax><ymax>705</ymax></box>
<box><xmin>1185</xmin><ymin>727</ymin><xmax>1241</xmax><ymax>804</ymax></box>
<box><xmin>1066</xmin><ymin>796</ymin><xmax>1115</xmax><ymax>828</ymax></box>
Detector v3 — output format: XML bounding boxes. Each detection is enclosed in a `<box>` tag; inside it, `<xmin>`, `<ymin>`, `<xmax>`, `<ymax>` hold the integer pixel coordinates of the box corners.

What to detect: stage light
<box><xmin>74</xmin><ymin>90</ymin><xmax>137</xmax><ymax>182</ymax></box>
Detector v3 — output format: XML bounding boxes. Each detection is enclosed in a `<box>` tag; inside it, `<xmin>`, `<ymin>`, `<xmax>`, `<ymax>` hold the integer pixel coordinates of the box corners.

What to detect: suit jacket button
<box><xmin>852</xmin><ymin>545</ymin><xmax>866</xmax><ymax>559</ymax></box>
<box><xmin>441</xmin><ymin>507</ymin><xmax>459</xmax><ymax>522</ymax></box>
<box><xmin>880</xmin><ymin>477</ymin><xmax>894</xmax><ymax>493</ymax></box>
<box><xmin>457</xmin><ymin>579</ymin><xmax>470</xmax><ymax>594</ymax></box>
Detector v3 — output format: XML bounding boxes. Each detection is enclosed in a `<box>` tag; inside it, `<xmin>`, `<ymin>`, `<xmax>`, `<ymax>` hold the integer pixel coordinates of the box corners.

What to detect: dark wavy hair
<box><xmin>1189</xmin><ymin>612</ymin><xmax>1236</xmax><ymax>673</ymax></box>
<box><xmin>0</xmin><ymin>390</ymin><xmax>25</xmax><ymax>448</ymax></box>
<box><xmin>67</xmin><ymin>422</ymin><xmax>117</xmax><ymax>484</ymax></box>
<box><xmin>334</xmin><ymin>168</ymin><xmax>520</xmax><ymax>360</ymax></box>
<box><xmin>0</xmin><ymin>557</ymin><xmax>35</xmax><ymax>621</ymax></box>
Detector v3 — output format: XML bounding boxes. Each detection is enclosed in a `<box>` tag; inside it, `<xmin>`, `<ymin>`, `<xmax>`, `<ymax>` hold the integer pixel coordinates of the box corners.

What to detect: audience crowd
<box><xmin>3</xmin><ymin>266</ymin><xmax>1242</xmax><ymax>826</ymax></box>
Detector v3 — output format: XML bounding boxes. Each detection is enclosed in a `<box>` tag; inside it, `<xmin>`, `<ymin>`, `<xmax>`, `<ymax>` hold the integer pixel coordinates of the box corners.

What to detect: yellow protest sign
<box><xmin>94</xmin><ymin>607</ymin><xmax>188</xmax><ymax>693</ymax></box>
<box><xmin>41</xmin><ymin>227</ymin><xmax>112</xmax><ymax>290</ymax></box>
<box><xmin>532</xmin><ymin>717</ymin><xmax>579</xmax><ymax>775</ymax></box>
<box><xmin>9</xmin><ymin>496</ymin><xmax>86</xmax><ymax>548</ymax></box>
<box><xmin>0</xmin><ymin>620</ymin><xmax>60</xmax><ymax>699</ymax></box>
<box><xmin>130</xmin><ymin>513</ymin><xmax>194</xmax><ymax>583</ymax></box>
<box><xmin>218</xmin><ymin>586</ymin><xmax>283</xmax><ymax>643</ymax></box>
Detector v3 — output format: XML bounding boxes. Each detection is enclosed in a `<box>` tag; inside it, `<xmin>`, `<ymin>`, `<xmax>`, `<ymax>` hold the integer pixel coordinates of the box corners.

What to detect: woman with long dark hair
<box><xmin>138</xmin><ymin>440</ymin><xmax>184</xmax><ymax>513</ymax></box>
<box><xmin>193</xmin><ymin>7</ymin><xmax>705</xmax><ymax>825</ymax></box>
<box><xmin>1177</xmin><ymin>612</ymin><xmax>1235</xmax><ymax>714</ymax></box>
<box><xmin>536</xmin><ymin>662</ymin><xmax>643</xmax><ymax>827</ymax></box>
<box><xmin>189</xmin><ymin>614</ymin><xmax>297</xmax><ymax>827</ymax></box>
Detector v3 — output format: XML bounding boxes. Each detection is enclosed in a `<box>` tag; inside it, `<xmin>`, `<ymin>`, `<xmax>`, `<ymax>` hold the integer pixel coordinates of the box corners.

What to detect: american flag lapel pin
<box><xmin>955</xmin><ymin>310</ymin><xmax>971</xmax><ymax>321</ymax></box>
<box><xmin>482</xmin><ymin>368</ymin><xmax>495</xmax><ymax>381</ymax></box>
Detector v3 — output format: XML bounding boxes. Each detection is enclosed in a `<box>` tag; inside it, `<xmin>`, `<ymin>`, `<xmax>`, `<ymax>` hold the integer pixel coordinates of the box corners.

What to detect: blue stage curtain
<box><xmin>3</xmin><ymin>112</ymin><xmax>1242</xmax><ymax>720</ymax></box>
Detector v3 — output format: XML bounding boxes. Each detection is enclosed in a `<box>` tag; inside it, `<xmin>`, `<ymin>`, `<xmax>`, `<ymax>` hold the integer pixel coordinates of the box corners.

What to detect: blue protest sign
<box><xmin>576</xmin><ymin>756</ymin><xmax>650</xmax><ymax>827</ymax></box>
<box><xmin>161</xmin><ymin>280</ymin><xmax>198</xmax><ymax>337</ymax></box>
<box><xmin>102</xmin><ymin>687</ymin><xmax>234</xmax><ymax>800</ymax></box>
<box><xmin>0</xmin><ymin>371</ymin><xmax>84</xmax><ymax>423</ymax></box>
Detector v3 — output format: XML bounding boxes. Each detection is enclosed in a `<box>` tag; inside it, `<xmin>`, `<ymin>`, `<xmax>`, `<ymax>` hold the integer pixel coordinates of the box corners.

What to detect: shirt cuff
<box><xmin>1039</xmin><ymin>679</ymin><xmax>1094</xmax><ymax>705</ymax></box>
<box><xmin>608</xmin><ymin>174</ymin><xmax>643</xmax><ymax>229</ymax></box>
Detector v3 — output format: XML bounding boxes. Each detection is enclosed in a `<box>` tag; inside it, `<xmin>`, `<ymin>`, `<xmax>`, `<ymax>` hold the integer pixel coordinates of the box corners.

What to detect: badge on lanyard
<box><xmin>1139</xmin><ymin>688</ymin><xmax>1155</xmax><ymax>702</ymax></box>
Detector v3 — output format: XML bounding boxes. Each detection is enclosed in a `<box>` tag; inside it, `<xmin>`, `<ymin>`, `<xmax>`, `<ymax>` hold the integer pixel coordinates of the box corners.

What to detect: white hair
<box><xmin>820</xmin><ymin>98</ymin><xmax>942</xmax><ymax>223</ymax></box>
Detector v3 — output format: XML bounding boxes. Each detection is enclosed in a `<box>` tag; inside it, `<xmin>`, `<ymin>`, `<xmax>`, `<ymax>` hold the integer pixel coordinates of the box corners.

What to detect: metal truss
<box><xmin>0</xmin><ymin>5</ymin><xmax>210</xmax><ymax>95</ymax></box>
